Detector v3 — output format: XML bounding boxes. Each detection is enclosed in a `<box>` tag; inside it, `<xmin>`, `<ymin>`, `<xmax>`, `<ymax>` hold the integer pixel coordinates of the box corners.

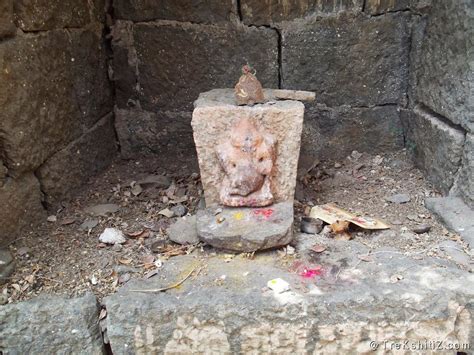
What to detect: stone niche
<box><xmin>192</xmin><ymin>89</ymin><xmax>305</xmax><ymax>207</ymax></box>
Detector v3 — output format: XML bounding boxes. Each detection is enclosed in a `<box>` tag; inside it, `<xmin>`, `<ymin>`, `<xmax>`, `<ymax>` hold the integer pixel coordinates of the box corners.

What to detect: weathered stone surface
<box><xmin>192</xmin><ymin>89</ymin><xmax>304</xmax><ymax>205</ymax></box>
<box><xmin>133</xmin><ymin>22</ymin><xmax>279</xmax><ymax>111</ymax></box>
<box><xmin>111</xmin><ymin>21</ymin><xmax>139</xmax><ymax>109</ymax></box>
<box><xmin>0</xmin><ymin>0</ymin><xmax>15</xmax><ymax>38</ymax></box>
<box><xmin>301</xmin><ymin>103</ymin><xmax>404</xmax><ymax>160</ymax></box>
<box><xmin>282</xmin><ymin>13</ymin><xmax>410</xmax><ymax>107</ymax></box>
<box><xmin>167</xmin><ymin>216</ymin><xmax>199</xmax><ymax>245</ymax></box>
<box><xmin>365</xmin><ymin>0</ymin><xmax>432</xmax><ymax>15</ymax></box>
<box><xmin>241</xmin><ymin>0</ymin><xmax>363</xmax><ymax>25</ymax></box>
<box><xmin>0</xmin><ymin>28</ymin><xmax>112</xmax><ymax>175</ymax></box>
<box><xmin>415</xmin><ymin>0</ymin><xmax>474</xmax><ymax>132</ymax></box>
<box><xmin>426</xmin><ymin>197</ymin><xmax>474</xmax><ymax>251</ymax></box>
<box><xmin>0</xmin><ymin>249</ymin><xmax>14</xmax><ymax>285</ymax></box>
<box><xmin>105</xmin><ymin>242</ymin><xmax>473</xmax><ymax>354</ymax></box>
<box><xmin>0</xmin><ymin>293</ymin><xmax>104</xmax><ymax>354</ymax></box>
<box><xmin>114</xmin><ymin>108</ymin><xmax>196</xmax><ymax>165</ymax></box>
<box><xmin>14</xmin><ymin>0</ymin><xmax>98</xmax><ymax>31</ymax></box>
<box><xmin>114</xmin><ymin>0</ymin><xmax>236</xmax><ymax>23</ymax></box>
<box><xmin>401</xmin><ymin>107</ymin><xmax>465</xmax><ymax>194</ymax></box>
<box><xmin>197</xmin><ymin>202</ymin><xmax>293</xmax><ymax>252</ymax></box>
<box><xmin>37</xmin><ymin>114</ymin><xmax>116</xmax><ymax>205</ymax></box>
<box><xmin>453</xmin><ymin>134</ymin><xmax>474</xmax><ymax>208</ymax></box>
<box><xmin>0</xmin><ymin>174</ymin><xmax>45</xmax><ymax>244</ymax></box>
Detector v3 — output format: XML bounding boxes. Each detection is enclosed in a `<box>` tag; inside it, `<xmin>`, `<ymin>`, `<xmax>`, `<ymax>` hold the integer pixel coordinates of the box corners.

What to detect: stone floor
<box><xmin>1</xmin><ymin>233</ymin><xmax>473</xmax><ymax>353</ymax></box>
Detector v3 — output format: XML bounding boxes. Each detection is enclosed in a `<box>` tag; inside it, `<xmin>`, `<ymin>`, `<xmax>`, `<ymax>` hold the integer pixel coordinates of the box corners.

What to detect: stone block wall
<box><xmin>0</xmin><ymin>0</ymin><xmax>116</xmax><ymax>243</ymax></box>
<box><xmin>403</xmin><ymin>0</ymin><xmax>474</xmax><ymax>208</ymax></box>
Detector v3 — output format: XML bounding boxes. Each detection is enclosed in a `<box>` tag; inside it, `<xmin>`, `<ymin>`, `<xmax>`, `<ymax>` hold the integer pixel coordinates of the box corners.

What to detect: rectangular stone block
<box><xmin>192</xmin><ymin>89</ymin><xmax>304</xmax><ymax>206</ymax></box>
<box><xmin>0</xmin><ymin>28</ymin><xmax>112</xmax><ymax>176</ymax></box>
<box><xmin>37</xmin><ymin>113</ymin><xmax>117</xmax><ymax>205</ymax></box>
<box><xmin>301</xmin><ymin>103</ymin><xmax>404</xmax><ymax>160</ymax></box>
<box><xmin>14</xmin><ymin>0</ymin><xmax>95</xmax><ymax>31</ymax></box>
<box><xmin>282</xmin><ymin>13</ymin><xmax>410</xmax><ymax>107</ymax></box>
<box><xmin>0</xmin><ymin>0</ymin><xmax>15</xmax><ymax>38</ymax></box>
<box><xmin>415</xmin><ymin>0</ymin><xmax>474</xmax><ymax>132</ymax></box>
<box><xmin>401</xmin><ymin>107</ymin><xmax>465</xmax><ymax>194</ymax></box>
<box><xmin>241</xmin><ymin>0</ymin><xmax>363</xmax><ymax>25</ymax></box>
<box><xmin>114</xmin><ymin>108</ymin><xmax>197</xmax><ymax>170</ymax></box>
<box><xmin>452</xmin><ymin>134</ymin><xmax>474</xmax><ymax>209</ymax></box>
<box><xmin>0</xmin><ymin>293</ymin><xmax>104</xmax><ymax>354</ymax></box>
<box><xmin>0</xmin><ymin>173</ymin><xmax>45</xmax><ymax>243</ymax></box>
<box><xmin>114</xmin><ymin>0</ymin><xmax>236</xmax><ymax>23</ymax></box>
<box><xmin>133</xmin><ymin>22</ymin><xmax>279</xmax><ymax>111</ymax></box>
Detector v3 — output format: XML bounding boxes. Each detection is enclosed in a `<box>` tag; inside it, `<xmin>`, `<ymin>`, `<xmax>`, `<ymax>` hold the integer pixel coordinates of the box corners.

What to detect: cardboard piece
<box><xmin>310</xmin><ymin>204</ymin><xmax>390</xmax><ymax>230</ymax></box>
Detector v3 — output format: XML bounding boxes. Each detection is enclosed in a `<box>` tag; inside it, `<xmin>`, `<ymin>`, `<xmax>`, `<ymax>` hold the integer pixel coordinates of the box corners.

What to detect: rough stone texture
<box><xmin>14</xmin><ymin>0</ymin><xmax>102</xmax><ymax>31</ymax></box>
<box><xmin>282</xmin><ymin>13</ymin><xmax>410</xmax><ymax>107</ymax></box>
<box><xmin>365</xmin><ymin>0</ymin><xmax>432</xmax><ymax>15</ymax></box>
<box><xmin>114</xmin><ymin>0</ymin><xmax>236</xmax><ymax>23</ymax></box>
<box><xmin>454</xmin><ymin>134</ymin><xmax>474</xmax><ymax>208</ymax></box>
<box><xmin>192</xmin><ymin>89</ymin><xmax>304</xmax><ymax>206</ymax></box>
<box><xmin>133</xmin><ymin>22</ymin><xmax>279</xmax><ymax>111</ymax></box>
<box><xmin>37</xmin><ymin>114</ymin><xmax>117</xmax><ymax>205</ymax></box>
<box><xmin>426</xmin><ymin>197</ymin><xmax>474</xmax><ymax>252</ymax></box>
<box><xmin>0</xmin><ymin>28</ymin><xmax>113</xmax><ymax>176</ymax></box>
<box><xmin>0</xmin><ymin>174</ymin><xmax>45</xmax><ymax>244</ymax></box>
<box><xmin>105</xmin><ymin>242</ymin><xmax>473</xmax><ymax>354</ymax></box>
<box><xmin>0</xmin><ymin>293</ymin><xmax>104</xmax><ymax>354</ymax></box>
<box><xmin>0</xmin><ymin>249</ymin><xmax>14</xmax><ymax>284</ymax></box>
<box><xmin>415</xmin><ymin>0</ymin><xmax>474</xmax><ymax>132</ymax></box>
<box><xmin>196</xmin><ymin>202</ymin><xmax>293</xmax><ymax>252</ymax></box>
<box><xmin>241</xmin><ymin>0</ymin><xmax>363</xmax><ymax>25</ymax></box>
<box><xmin>401</xmin><ymin>107</ymin><xmax>465</xmax><ymax>194</ymax></box>
<box><xmin>115</xmin><ymin>108</ymin><xmax>194</xmax><ymax>161</ymax></box>
<box><xmin>0</xmin><ymin>0</ymin><xmax>15</xmax><ymax>38</ymax></box>
<box><xmin>302</xmin><ymin>103</ymin><xmax>404</xmax><ymax>160</ymax></box>
<box><xmin>167</xmin><ymin>216</ymin><xmax>199</xmax><ymax>245</ymax></box>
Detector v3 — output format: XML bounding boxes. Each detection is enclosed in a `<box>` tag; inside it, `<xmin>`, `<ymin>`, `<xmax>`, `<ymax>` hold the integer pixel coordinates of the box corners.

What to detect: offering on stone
<box><xmin>234</xmin><ymin>65</ymin><xmax>265</xmax><ymax>105</ymax></box>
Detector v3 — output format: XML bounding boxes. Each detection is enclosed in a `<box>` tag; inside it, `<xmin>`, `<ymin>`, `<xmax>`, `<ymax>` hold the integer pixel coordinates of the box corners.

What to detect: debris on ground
<box><xmin>385</xmin><ymin>193</ymin><xmax>411</xmax><ymax>204</ymax></box>
<box><xmin>267</xmin><ymin>278</ymin><xmax>290</xmax><ymax>293</ymax></box>
<box><xmin>99</xmin><ymin>228</ymin><xmax>126</xmax><ymax>245</ymax></box>
<box><xmin>310</xmin><ymin>204</ymin><xmax>390</xmax><ymax>230</ymax></box>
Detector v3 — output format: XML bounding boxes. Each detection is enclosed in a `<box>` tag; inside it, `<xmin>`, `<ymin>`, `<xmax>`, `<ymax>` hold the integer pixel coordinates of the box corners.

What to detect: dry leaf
<box><xmin>24</xmin><ymin>274</ymin><xmax>35</xmax><ymax>284</ymax></box>
<box><xmin>158</xmin><ymin>208</ymin><xmax>174</xmax><ymax>218</ymax></box>
<box><xmin>142</xmin><ymin>254</ymin><xmax>155</xmax><ymax>265</ymax></box>
<box><xmin>118</xmin><ymin>258</ymin><xmax>132</xmax><ymax>265</ymax></box>
<box><xmin>60</xmin><ymin>217</ymin><xmax>76</xmax><ymax>225</ymax></box>
<box><xmin>311</xmin><ymin>245</ymin><xmax>327</xmax><ymax>253</ymax></box>
<box><xmin>330</xmin><ymin>220</ymin><xmax>350</xmax><ymax>233</ymax></box>
<box><xmin>11</xmin><ymin>284</ymin><xmax>21</xmax><ymax>292</ymax></box>
<box><xmin>144</xmin><ymin>269</ymin><xmax>159</xmax><ymax>279</ymax></box>
<box><xmin>126</xmin><ymin>230</ymin><xmax>149</xmax><ymax>239</ymax></box>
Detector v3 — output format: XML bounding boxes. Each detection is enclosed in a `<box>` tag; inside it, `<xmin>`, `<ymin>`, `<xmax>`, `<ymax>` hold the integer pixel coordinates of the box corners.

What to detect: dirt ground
<box><xmin>2</xmin><ymin>149</ymin><xmax>470</xmax><ymax>303</ymax></box>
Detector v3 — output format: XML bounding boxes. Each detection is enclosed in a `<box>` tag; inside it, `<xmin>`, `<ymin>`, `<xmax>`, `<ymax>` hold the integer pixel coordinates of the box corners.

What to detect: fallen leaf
<box><xmin>24</xmin><ymin>275</ymin><xmax>35</xmax><ymax>284</ymax></box>
<box><xmin>158</xmin><ymin>208</ymin><xmax>174</xmax><ymax>218</ymax></box>
<box><xmin>142</xmin><ymin>254</ymin><xmax>155</xmax><ymax>265</ymax></box>
<box><xmin>144</xmin><ymin>269</ymin><xmax>159</xmax><ymax>279</ymax></box>
<box><xmin>311</xmin><ymin>245</ymin><xmax>327</xmax><ymax>253</ymax></box>
<box><xmin>118</xmin><ymin>258</ymin><xmax>133</xmax><ymax>265</ymax></box>
<box><xmin>126</xmin><ymin>230</ymin><xmax>149</xmax><ymax>239</ymax></box>
<box><xmin>60</xmin><ymin>217</ymin><xmax>76</xmax><ymax>225</ymax></box>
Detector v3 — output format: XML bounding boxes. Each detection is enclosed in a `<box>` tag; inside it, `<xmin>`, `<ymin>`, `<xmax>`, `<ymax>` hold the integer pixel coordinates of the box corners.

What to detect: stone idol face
<box><xmin>192</xmin><ymin>89</ymin><xmax>305</xmax><ymax>207</ymax></box>
<box><xmin>217</xmin><ymin>117</ymin><xmax>276</xmax><ymax>207</ymax></box>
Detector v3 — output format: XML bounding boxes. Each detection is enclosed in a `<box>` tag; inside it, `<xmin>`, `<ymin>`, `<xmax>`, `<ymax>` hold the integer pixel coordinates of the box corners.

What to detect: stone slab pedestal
<box><xmin>192</xmin><ymin>89</ymin><xmax>305</xmax><ymax>206</ymax></box>
<box><xmin>196</xmin><ymin>202</ymin><xmax>293</xmax><ymax>252</ymax></box>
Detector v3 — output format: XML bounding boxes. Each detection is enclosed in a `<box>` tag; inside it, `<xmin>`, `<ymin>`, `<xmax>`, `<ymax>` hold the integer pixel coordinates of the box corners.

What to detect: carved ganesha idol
<box><xmin>216</xmin><ymin>117</ymin><xmax>276</xmax><ymax>207</ymax></box>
